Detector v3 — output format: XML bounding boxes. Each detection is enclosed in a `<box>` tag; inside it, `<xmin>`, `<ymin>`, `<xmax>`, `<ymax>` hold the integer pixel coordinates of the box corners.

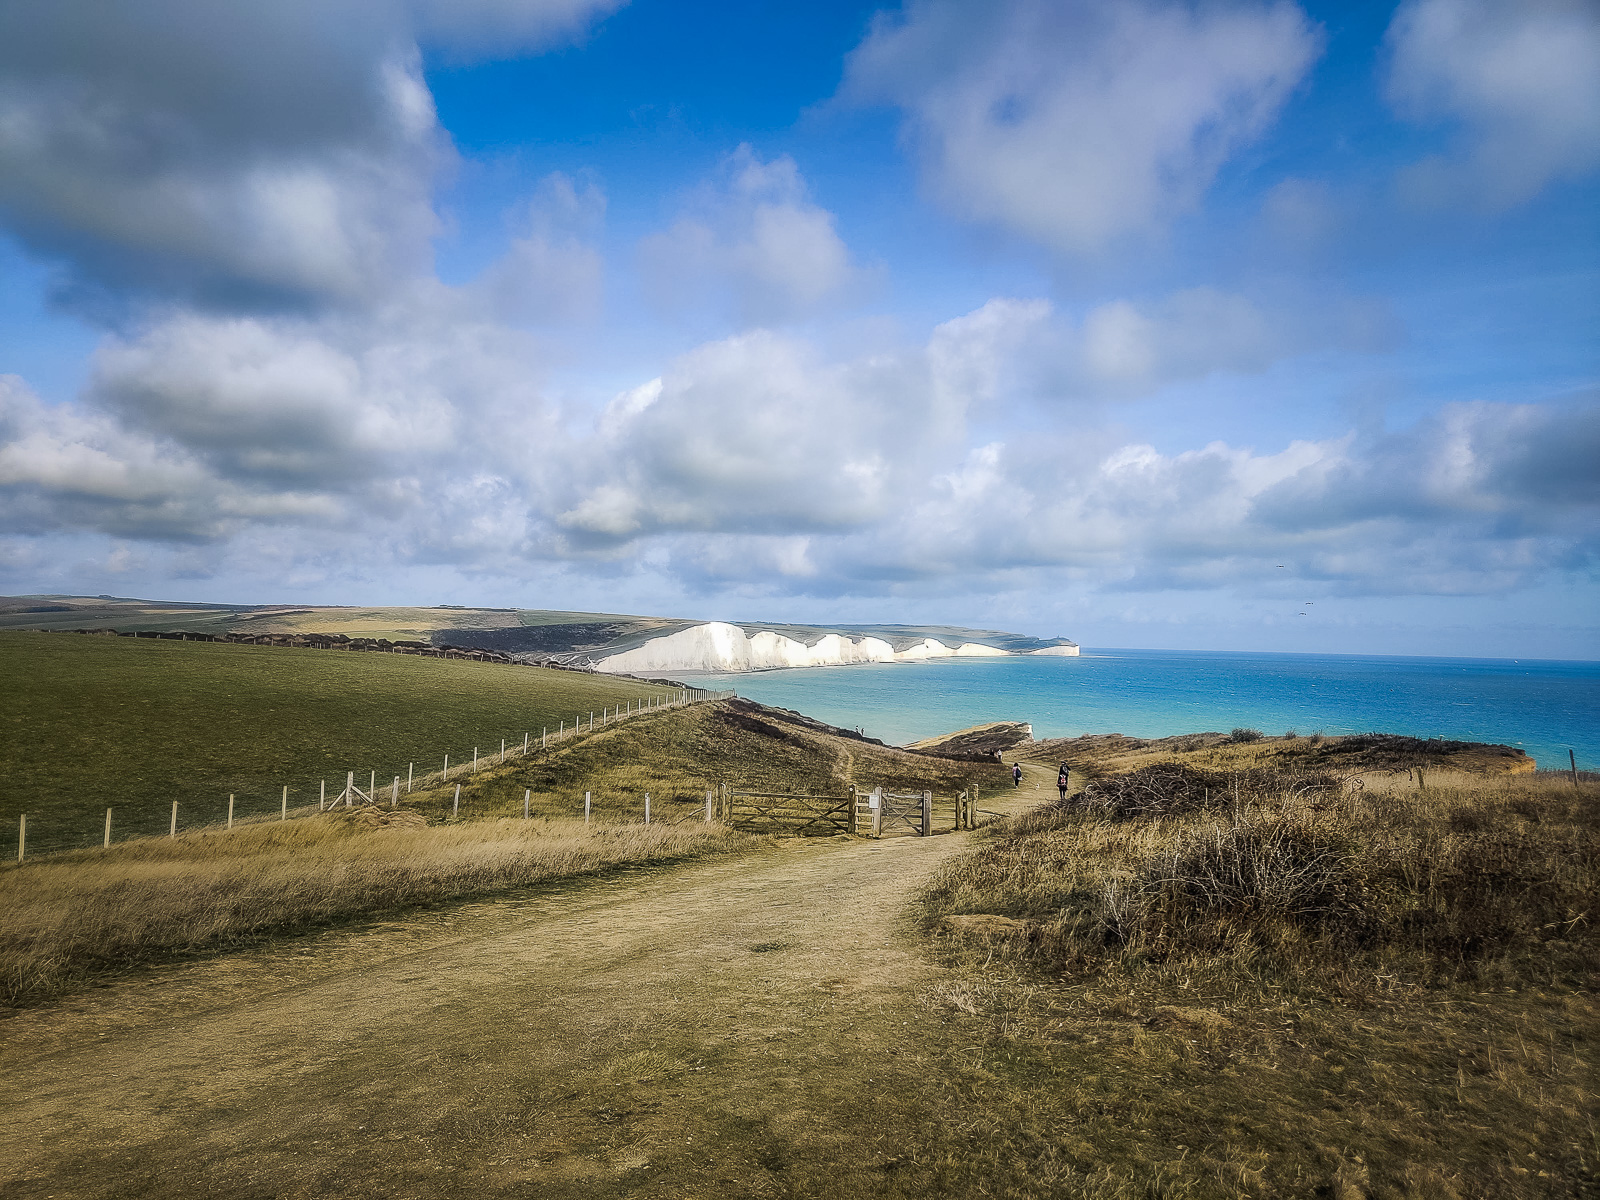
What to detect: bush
<box><xmin>1113</xmin><ymin>815</ymin><xmax>1374</xmax><ymax>952</ymax></box>
<box><xmin>1075</xmin><ymin>763</ymin><xmax>1343</xmax><ymax>820</ymax></box>
<box><xmin>1229</xmin><ymin>728</ymin><xmax>1264</xmax><ymax>743</ymax></box>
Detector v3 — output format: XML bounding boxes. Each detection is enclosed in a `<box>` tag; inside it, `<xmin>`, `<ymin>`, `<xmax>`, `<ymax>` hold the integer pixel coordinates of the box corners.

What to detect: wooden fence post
<box><xmin>282</xmin><ymin>786</ymin><xmax>288</xmax><ymax>821</ymax></box>
<box><xmin>228</xmin><ymin>794</ymin><xmax>235</xmax><ymax>829</ymax></box>
<box><xmin>391</xmin><ymin>776</ymin><xmax>399</xmax><ymax>807</ymax></box>
<box><xmin>16</xmin><ymin>814</ymin><xmax>24</xmax><ymax>862</ymax></box>
<box><xmin>320</xmin><ymin>779</ymin><xmax>325</xmax><ymax>811</ymax></box>
<box><xmin>170</xmin><ymin>801</ymin><xmax>178</xmax><ymax>838</ymax></box>
<box><xmin>585</xmin><ymin>791</ymin><xmax>591</xmax><ymax>825</ymax></box>
<box><xmin>473</xmin><ymin>748</ymin><xmax>478</xmax><ymax>772</ymax></box>
<box><xmin>444</xmin><ymin>754</ymin><xmax>449</xmax><ymax>781</ymax></box>
<box><xmin>369</xmin><ymin>770</ymin><xmax>375</xmax><ymax>797</ymax></box>
<box><xmin>346</xmin><ymin>771</ymin><xmax>354</xmax><ymax>808</ymax></box>
<box><xmin>523</xmin><ymin>733</ymin><xmax>529</xmax><ymax>755</ymax></box>
<box><xmin>921</xmin><ymin>791</ymin><xmax>932</xmax><ymax>837</ymax></box>
<box><xmin>104</xmin><ymin>807</ymin><xmax>113</xmax><ymax>848</ymax></box>
<box><xmin>523</xmin><ymin>789</ymin><xmax>530</xmax><ymax>820</ymax></box>
<box><xmin>408</xmin><ymin>762</ymin><xmax>414</xmax><ymax>793</ymax></box>
<box><xmin>542</xmin><ymin>727</ymin><xmax>547</xmax><ymax>748</ymax></box>
<box><xmin>500</xmin><ymin>739</ymin><xmax>505</xmax><ymax>764</ymax></box>
<box><xmin>706</xmin><ymin>789</ymin><xmax>714</xmax><ymax>823</ymax></box>
<box><xmin>453</xmin><ymin>784</ymin><xmax>460</xmax><ymax>818</ymax></box>
<box><xmin>870</xmin><ymin>788</ymin><xmax>882</xmax><ymax>838</ymax></box>
<box><xmin>645</xmin><ymin>793</ymin><xmax>651</xmax><ymax>825</ymax></box>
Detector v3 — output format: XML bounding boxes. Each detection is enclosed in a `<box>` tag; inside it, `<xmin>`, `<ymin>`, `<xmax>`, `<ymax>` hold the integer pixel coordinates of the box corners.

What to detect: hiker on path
<box><xmin>1012</xmin><ymin>762</ymin><xmax>1022</xmax><ymax>788</ymax></box>
<box><xmin>1057</xmin><ymin>763</ymin><xmax>1070</xmax><ymax>801</ymax></box>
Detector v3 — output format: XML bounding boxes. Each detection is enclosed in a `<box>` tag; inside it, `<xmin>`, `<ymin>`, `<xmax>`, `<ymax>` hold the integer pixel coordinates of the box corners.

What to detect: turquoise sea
<box><xmin>691</xmin><ymin>649</ymin><xmax>1600</xmax><ymax>771</ymax></box>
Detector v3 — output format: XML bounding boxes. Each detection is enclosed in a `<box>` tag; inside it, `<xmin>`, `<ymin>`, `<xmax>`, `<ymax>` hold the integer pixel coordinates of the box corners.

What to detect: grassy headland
<box><xmin>401</xmin><ymin>696</ymin><xmax>1008</xmax><ymax>825</ymax></box>
<box><xmin>918</xmin><ymin>742</ymin><xmax>1595</xmax><ymax>1197</ymax></box>
<box><xmin>0</xmin><ymin>631</ymin><xmax>681</xmax><ymax>853</ymax></box>
<box><xmin>0</xmin><ymin>691</ymin><xmax>1005</xmax><ymax>1006</ymax></box>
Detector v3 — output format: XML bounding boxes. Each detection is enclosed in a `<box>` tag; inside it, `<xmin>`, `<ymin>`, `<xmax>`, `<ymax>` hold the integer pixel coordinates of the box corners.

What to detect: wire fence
<box><xmin>6</xmin><ymin>687</ymin><xmax>735</xmax><ymax>863</ymax></box>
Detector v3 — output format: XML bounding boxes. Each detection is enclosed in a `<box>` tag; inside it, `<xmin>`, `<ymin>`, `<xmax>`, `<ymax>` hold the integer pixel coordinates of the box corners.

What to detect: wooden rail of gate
<box><xmin>723</xmin><ymin>788</ymin><xmax>853</xmax><ymax>835</ymax></box>
<box><xmin>852</xmin><ymin>787</ymin><xmax>931</xmax><ymax>837</ymax></box>
<box><xmin>714</xmin><ymin>783</ymin><xmax>989</xmax><ymax>839</ymax></box>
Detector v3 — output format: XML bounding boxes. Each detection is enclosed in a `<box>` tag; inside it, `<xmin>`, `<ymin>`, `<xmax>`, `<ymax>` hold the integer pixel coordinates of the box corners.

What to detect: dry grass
<box><xmin>0</xmin><ymin>809</ymin><xmax>752</xmax><ymax>1007</ymax></box>
<box><xmin>917</xmin><ymin>765</ymin><xmax>1598</xmax><ymax>1197</ymax></box>
<box><xmin>0</xmin><ymin>698</ymin><xmax>999</xmax><ymax>1009</ymax></box>
<box><xmin>402</xmin><ymin>698</ymin><xmax>1007</xmax><ymax>825</ymax></box>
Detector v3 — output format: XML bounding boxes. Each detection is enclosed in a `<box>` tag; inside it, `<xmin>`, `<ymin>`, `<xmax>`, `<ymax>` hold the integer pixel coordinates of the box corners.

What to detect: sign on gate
<box><xmin>854</xmin><ymin>788</ymin><xmax>931</xmax><ymax>837</ymax></box>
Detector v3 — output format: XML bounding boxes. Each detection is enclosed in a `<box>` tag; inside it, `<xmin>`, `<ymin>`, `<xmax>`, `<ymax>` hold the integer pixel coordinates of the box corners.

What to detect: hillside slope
<box><xmin>0</xmin><ymin>631</ymin><xmax>684</xmax><ymax>854</ymax></box>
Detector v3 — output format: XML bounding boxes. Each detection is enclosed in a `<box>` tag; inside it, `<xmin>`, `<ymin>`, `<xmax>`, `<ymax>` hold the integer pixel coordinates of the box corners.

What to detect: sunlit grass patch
<box><xmin>0</xmin><ymin>811</ymin><xmax>753</xmax><ymax>1007</ymax></box>
<box><xmin>919</xmin><ymin>759</ymin><xmax>1598</xmax><ymax>1196</ymax></box>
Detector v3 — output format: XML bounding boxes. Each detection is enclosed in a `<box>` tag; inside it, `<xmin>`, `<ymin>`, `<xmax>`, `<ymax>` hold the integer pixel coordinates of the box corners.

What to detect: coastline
<box><xmin>687</xmin><ymin>647</ymin><xmax>1600</xmax><ymax>771</ymax></box>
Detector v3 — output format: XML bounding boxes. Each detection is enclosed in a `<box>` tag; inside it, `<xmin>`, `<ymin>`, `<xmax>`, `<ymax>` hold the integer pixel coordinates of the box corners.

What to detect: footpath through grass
<box><xmin>0</xmin><ymin>695</ymin><xmax>1003</xmax><ymax>1007</ymax></box>
<box><xmin>0</xmin><ymin>811</ymin><xmax>753</xmax><ymax>1007</ymax></box>
<box><xmin>0</xmin><ymin>631</ymin><xmax>676</xmax><ymax>853</ymax></box>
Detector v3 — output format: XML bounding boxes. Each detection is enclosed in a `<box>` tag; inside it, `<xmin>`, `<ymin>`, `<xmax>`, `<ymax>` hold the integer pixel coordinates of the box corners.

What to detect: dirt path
<box><xmin>0</xmin><ymin>769</ymin><xmax>1055</xmax><ymax>1199</ymax></box>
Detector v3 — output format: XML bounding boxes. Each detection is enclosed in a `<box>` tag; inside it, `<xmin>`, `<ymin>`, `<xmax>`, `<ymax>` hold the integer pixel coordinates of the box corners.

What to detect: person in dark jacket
<box><xmin>1012</xmin><ymin>762</ymin><xmax>1022</xmax><ymax>788</ymax></box>
<box><xmin>1057</xmin><ymin>763</ymin><xmax>1070</xmax><ymax>801</ymax></box>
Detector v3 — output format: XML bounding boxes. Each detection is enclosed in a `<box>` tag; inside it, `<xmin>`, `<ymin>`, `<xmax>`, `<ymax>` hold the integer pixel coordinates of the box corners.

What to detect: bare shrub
<box><xmin>1229</xmin><ymin>728</ymin><xmax>1264</xmax><ymax>743</ymax></box>
<box><xmin>1075</xmin><ymin>763</ymin><xmax>1342</xmax><ymax>819</ymax></box>
<box><xmin>1117</xmin><ymin>815</ymin><xmax>1375</xmax><ymax>953</ymax></box>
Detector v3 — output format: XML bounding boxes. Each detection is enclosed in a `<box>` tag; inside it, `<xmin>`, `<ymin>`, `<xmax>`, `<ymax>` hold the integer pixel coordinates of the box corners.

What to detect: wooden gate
<box><xmin>724</xmin><ymin>789</ymin><xmax>853</xmax><ymax>835</ymax></box>
<box><xmin>852</xmin><ymin>787</ymin><xmax>931</xmax><ymax>837</ymax></box>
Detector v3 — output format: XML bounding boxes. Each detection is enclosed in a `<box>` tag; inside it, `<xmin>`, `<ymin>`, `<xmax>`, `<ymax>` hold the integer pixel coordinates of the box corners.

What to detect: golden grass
<box><xmin>0</xmin><ymin>698</ymin><xmax>998</xmax><ymax>1008</ymax></box>
<box><xmin>401</xmin><ymin>698</ymin><xmax>1007</xmax><ymax>825</ymax></box>
<box><xmin>0</xmin><ymin>810</ymin><xmax>753</xmax><ymax>1007</ymax></box>
<box><xmin>916</xmin><ymin>767</ymin><xmax>1598</xmax><ymax>1197</ymax></box>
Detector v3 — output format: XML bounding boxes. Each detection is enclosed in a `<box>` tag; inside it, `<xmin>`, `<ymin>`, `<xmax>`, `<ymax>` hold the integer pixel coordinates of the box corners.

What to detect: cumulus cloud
<box><xmin>1</xmin><ymin>290</ymin><xmax>1590</xmax><ymax>604</ymax></box>
<box><xmin>0</xmin><ymin>373</ymin><xmax>333</xmax><ymax>541</ymax></box>
<box><xmin>1386</xmin><ymin>0</ymin><xmax>1600</xmax><ymax>208</ymax></box>
<box><xmin>843</xmin><ymin>0</ymin><xmax>1321</xmax><ymax>252</ymax></box>
<box><xmin>638</xmin><ymin>146</ymin><xmax>870</xmax><ymax>325</ymax></box>
<box><xmin>693</xmin><ymin>396</ymin><xmax>1599</xmax><ymax>599</ymax></box>
<box><xmin>408</xmin><ymin>0</ymin><xmax>627</xmax><ymax>59</ymax></box>
<box><xmin>0</xmin><ymin>0</ymin><xmax>620</xmax><ymax>309</ymax></box>
<box><xmin>475</xmin><ymin>172</ymin><xmax>606</xmax><ymax>324</ymax></box>
<box><xmin>1078</xmin><ymin>286</ymin><xmax>1393</xmax><ymax>389</ymax></box>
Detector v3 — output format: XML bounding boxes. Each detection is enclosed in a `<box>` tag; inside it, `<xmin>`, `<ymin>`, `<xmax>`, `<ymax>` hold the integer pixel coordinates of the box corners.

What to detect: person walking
<box><xmin>1057</xmin><ymin>763</ymin><xmax>1070</xmax><ymax>801</ymax></box>
<box><xmin>1012</xmin><ymin>762</ymin><xmax>1022</xmax><ymax>789</ymax></box>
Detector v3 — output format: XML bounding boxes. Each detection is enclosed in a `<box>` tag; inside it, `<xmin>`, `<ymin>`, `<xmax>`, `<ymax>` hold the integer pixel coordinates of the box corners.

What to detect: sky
<box><xmin>0</xmin><ymin>0</ymin><xmax>1596</xmax><ymax>658</ymax></box>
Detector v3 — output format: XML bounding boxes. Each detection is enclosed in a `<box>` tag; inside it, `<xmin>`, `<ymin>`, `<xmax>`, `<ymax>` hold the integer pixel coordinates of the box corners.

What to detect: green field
<box><xmin>0</xmin><ymin>632</ymin><xmax>686</xmax><ymax>854</ymax></box>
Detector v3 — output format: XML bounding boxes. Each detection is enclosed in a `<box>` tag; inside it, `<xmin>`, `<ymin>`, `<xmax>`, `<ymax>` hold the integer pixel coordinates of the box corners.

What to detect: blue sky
<box><xmin>0</xmin><ymin>0</ymin><xmax>1595</xmax><ymax>657</ymax></box>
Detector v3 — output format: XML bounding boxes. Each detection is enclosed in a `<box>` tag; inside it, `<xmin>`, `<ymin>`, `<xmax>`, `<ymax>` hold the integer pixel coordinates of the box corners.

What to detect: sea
<box><xmin>690</xmin><ymin>648</ymin><xmax>1600</xmax><ymax>771</ymax></box>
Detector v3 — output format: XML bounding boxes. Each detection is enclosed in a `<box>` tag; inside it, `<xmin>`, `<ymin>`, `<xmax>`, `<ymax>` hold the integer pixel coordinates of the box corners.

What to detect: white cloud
<box><xmin>475</xmin><ymin>173</ymin><xmax>606</xmax><ymax>324</ymax></box>
<box><xmin>0</xmin><ymin>0</ymin><xmax>620</xmax><ymax>308</ymax></box>
<box><xmin>1386</xmin><ymin>0</ymin><xmax>1600</xmax><ymax>208</ymax></box>
<box><xmin>843</xmin><ymin>0</ymin><xmax>1321</xmax><ymax>252</ymax></box>
<box><xmin>0</xmin><ymin>285</ymin><xmax>1584</xmax><ymax>606</ymax></box>
<box><xmin>638</xmin><ymin>146</ymin><xmax>870</xmax><ymax>325</ymax></box>
<box><xmin>408</xmin><ymin>0</ymin><xmax>627</xmax><ymax>59</ymax></box>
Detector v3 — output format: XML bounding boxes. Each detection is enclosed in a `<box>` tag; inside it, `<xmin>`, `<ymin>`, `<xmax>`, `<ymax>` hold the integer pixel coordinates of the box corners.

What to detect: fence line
<box><xmin>6</xmin><ymin>686</ymin><xmax>736</xmax><ymax>861</ymax></box>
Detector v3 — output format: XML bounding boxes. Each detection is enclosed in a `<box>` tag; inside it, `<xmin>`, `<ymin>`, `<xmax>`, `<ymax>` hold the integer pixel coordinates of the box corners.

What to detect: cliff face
<box><xmin>594</xmin><ymin>622</ymin><xmax>1042</xmax><ymax>674</ymax></box>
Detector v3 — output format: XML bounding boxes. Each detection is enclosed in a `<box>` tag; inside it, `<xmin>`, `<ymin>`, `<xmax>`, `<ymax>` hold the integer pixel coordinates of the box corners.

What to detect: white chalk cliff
<box><xmin>592</xmin><ymin>622</ymin><xmax>1069</xmax><ymax>674</ymax></box>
